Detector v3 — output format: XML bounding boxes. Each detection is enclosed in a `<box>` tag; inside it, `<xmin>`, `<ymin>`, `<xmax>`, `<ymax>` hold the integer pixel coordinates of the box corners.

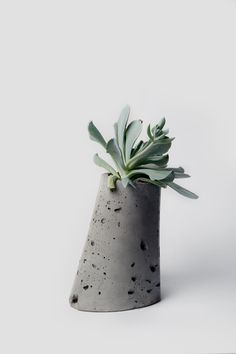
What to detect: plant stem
<box><xmin>107</xmin><ymin>175</ymin><xmax>119</xmax><ymax>189</ymax></box>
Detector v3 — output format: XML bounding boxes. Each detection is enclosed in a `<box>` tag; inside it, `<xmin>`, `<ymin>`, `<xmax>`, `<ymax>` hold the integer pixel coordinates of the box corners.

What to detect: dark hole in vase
<box><xmin>147</xmin><ymin>289</ymin><xmax>152</xmax><ymax>293</ymax></box>
<box><xmin>114</xmin><ymin>207</ymin><xmax>122</xmax><ymax>212</ymax></box>
<box><xmin>91</xmin><ymin>241</ymin><xmax>95</xmax><ymax>246</ymax></box>
<box><xmin>128</xmin><ymin>290</ymin><xmax>134</xmax><ymax>295</ymax></box>
<box><xmin>70</xmin><ymin>295</ymin><xmax>78</xmax><ymax>304</ymax></box>
<box><xmin>140</xmin><ymin>240</ymin><xmax>148</xmax><ymax>251</ymax></box>
<box><xmin>150</xmin><ymin>265</ymin><xmax>156</xmax><ymax>272</ymax></box>
<box><xmin>131</xmin><ymin>277</ymin><xmax>136</xmax><ymax>282</ymax></box>
<box><xmin>131</xmin><ymin>262</ymin><xmax>135</xmax><ymax>267</ymax></box>
<box><xmin>83</xmin><ymin>285</ymin><xmax>89</xmax><ymax>290</ymax></box>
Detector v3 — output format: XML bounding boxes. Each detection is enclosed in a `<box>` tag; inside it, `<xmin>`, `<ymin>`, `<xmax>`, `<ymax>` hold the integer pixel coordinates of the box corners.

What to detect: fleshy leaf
<box><xmin>164</xmin><ymin>166</ymin><xmax>184</xmax><ymax>173</ymax></box>
<box><xmin>139</xmin><ymin>154</ymin><xmax>169</xmax><ymax>167</ymax></box>
<box><xmin>147</xmin><ymin>124</ymin><xmax>153</xmax><ymax>141</ymax></box>
<box><xmin>157</xmin><ymin>117</ymin><xmax>166</xmax><ymax>130</ymax></box>
<box><xmin>106</xmin><ymin>139</ymin><xmax>125</xmax><ymax>172</ymax></box>
<box><xmin>156</xmin><ymin>129</ymin><xmax>169</xmax><ymax>140</ymax></box>
<box><xmin>127</xmin><ymin>138</ymin><xmax>173</xmax><ymax>168</ymax></box>
<box><xmin>161</xmin><ymin>171</ymin><xmax>175</xmax><ymax>183</ymax></box>
<box><xmin>121</xmin><ymin>177</ymin><xmax>136</xmax><ymax>188</ymax></box>
<box><xmin>114</xmin><ymin>122</ymin><xmax>118</xmax><ymax>142</ymax></box>
<box><xmin>88</xmin><ymin>121</ymin><xmax>107</xmax><ymax>149</ymax></box>
<box><xmin>93</xmin><ymin>154</ymin><xmax>118</xmax><ymax>176</ymax></box>
<box><xmin>131</xmin><ymin>140</ymin><xmax>144</xmax><ymax>157</ymax></box>
<box><xmin>117</xmin><ymin>105</ymin><xmax>130</xmax><ymax>160</ymax></box>
<box><xmin>167</xmin><ymin>182</ymin><xmax>199</xmax><ymax>199</ymax></box>
<box><xmin>151</xmin><ymin>125</ymin><xmax>158</xmax><ymax>137</ymax></box>
<box><xmin>125</xmin><ymin>120</ymin><xmax>143</xmax><ymax>161</ymax></box>
<box><xmin>135</xmin><ymin>177</ymin><xmax>167</xmax><ymax>188</ymax></box>
<box><xmin>174</xmin><ymin>172</ymin><xmax>190</xmax><ymax>178</ymax></box>
<box><xmin>127</xmin><ymin>168</ymin><xmax>172</xmax><ymax>181</ymax></box>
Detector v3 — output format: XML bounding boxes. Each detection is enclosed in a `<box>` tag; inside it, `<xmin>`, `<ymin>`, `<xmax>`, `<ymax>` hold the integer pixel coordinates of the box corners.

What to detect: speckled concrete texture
<box><xmin>70</xmin><ymin>173</ymin><xmax>161</xmax><ymax>312</ymax></box>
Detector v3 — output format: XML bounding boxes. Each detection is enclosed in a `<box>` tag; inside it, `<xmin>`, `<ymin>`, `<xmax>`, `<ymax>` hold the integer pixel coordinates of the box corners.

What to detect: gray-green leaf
<box><xmin>127</xmin><ymin>138</ymin><xmax>172</xmax><ymax>168</ymax></box>
<box><xmin>174</xmin><ymin>172</ymin><xmax>190</xmax><ymax>179</ymax></box>
<box><xmin>125</xmin><ymin>120</ymin><xmax>143</xmax><ymax>161</ymax></box>
<box><xmin>147</xmin><ymin>124</ymin><xmax>153</xmax><ymax>141</ymax></box>
<box><xmin>157</xmin><ymin>117</ymin><xmax>166</xmax><ymax>130</ymax></box>
<box><xmin>121</xmin><ymin>176</ymin><xmax>136</xmax><ymax>188</ymax></box>
<box><xmin>88</xmin><ymin>121</ymin><xmax>107</xmax><ymax>149</ymax></box>
<box><xmin>155</xmin><ymin>129</ymin><xmax>169</xmax><ymax>140</ymax></box>
<box><xmin>106</xmin><ymin>139</ymin><xmax>126</xmax><ymax>173</ymax></box>
<box><xmin>139</xmin><ymin>154</ymin><xmax>169</xmax><ymax>167</ymax></box>
<box><xmin>131</xmin><ymin>140</ymin><xmax>144</xmax><ymax>157</ymax></box>
<box><xmin>114</xmin><ymin>122</ymin><xmax>118</xmax><ymax>142</ymax></box>
<box><xmin>136</xmin><ymin>177</ymin><xmax>167</xmax><ymax>188</ymax></box>
<box><xmin>167</xmin><ymin>182</ymin><xmax>199</xmax><ymax>199</ymax></box>
<box><xmin>117</xmin><ymin>105</ymin><xmax>130</xmax><ymax>160</ymax></box>
<box><xmin>93</xmin><ymin>154</ymin><xmax>118</xmax><ymax>176</ymax></box>
<box><xmin>163</xmin><ymin>166</ymin><xmax>185</xmax><ymax>173</ymax></box>
<box><xmin>127</xmin><ymin>168</ymin><xmax>172</xmax><ymax>181</ymax></box>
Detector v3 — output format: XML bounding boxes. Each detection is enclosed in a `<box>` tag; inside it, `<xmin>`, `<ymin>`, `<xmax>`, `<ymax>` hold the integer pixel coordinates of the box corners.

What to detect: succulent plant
<box><xmin>88</xmin><ymin>105</ymin><xmax>198</xmax><ymax>199</ymax></box>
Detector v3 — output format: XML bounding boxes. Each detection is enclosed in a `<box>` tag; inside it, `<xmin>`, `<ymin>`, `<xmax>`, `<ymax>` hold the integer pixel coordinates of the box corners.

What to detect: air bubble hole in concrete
<box><xmin>150</xmin><ymin>265</ymin><xmax>156</xmax><ymax>272</ymax></box>
<box><xmin>140</xmin><ymin>240</ymin><xmax>148</xmax><ymax>251</ymax></box>
<box><xmin>114</xmin><ymin>207</ymin><xmax>122</xmax><ymax>212</ymax></box>
<box><xmin>70</xmin><ymin>295</ymin><xmax>78</xmax><ymax>304</ymax></box>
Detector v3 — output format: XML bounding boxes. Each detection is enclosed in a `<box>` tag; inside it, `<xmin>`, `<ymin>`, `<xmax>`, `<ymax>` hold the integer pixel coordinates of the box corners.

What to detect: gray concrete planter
<box><xmin>70</xmin><ymin>173</ymin><xmax>161</xmax><ymax>312</ymax></box>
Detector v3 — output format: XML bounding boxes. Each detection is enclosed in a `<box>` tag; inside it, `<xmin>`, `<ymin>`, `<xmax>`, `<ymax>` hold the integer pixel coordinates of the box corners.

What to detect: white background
<box><xmin>0</xmin><ymin>0</ymin><xmax>236</xmax><ymax>353</ymax></box>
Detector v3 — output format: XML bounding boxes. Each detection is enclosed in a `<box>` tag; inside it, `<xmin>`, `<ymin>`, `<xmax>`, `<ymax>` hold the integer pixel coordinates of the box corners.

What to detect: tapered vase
<box><xmin>70</xmin><ymin>173</ymin><xmax>161</xmax><ymax>312</ymax></box>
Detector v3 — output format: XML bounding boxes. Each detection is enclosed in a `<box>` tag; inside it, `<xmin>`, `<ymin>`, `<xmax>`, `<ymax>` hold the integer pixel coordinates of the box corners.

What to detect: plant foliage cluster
<box><xmin>88</xmin><ymin>105</ymin><xmax>198</xmax><ymax>199</ymax></box>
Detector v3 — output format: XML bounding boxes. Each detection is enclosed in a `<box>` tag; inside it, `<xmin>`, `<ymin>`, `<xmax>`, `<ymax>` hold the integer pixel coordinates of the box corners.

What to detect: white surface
<box><xmin>0</xmin><ymin>0</ymin><xmax>236</xmax><ymax>353</ymax></box>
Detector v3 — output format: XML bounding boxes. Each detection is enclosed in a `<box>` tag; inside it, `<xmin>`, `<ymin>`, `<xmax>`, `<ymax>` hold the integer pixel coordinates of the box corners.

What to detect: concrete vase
<box><xmin>70</xmin><ymin>173</ymin><xmax>161</xmax><ymax>312</ymax></box>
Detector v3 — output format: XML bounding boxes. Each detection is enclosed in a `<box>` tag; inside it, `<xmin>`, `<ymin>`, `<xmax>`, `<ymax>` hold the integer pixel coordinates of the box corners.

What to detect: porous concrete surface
<box><xmin>70</xmin><ymin>174</ymin><xmax>161</xmax><ymax>312</ymax></box>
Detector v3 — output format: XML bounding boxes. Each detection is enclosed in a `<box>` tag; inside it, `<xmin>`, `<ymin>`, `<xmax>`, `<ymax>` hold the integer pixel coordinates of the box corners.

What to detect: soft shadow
<box><xmin>160</xmin><ymin>260</ymin><xmax>236</xmax><ymax>301</ymax></box>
